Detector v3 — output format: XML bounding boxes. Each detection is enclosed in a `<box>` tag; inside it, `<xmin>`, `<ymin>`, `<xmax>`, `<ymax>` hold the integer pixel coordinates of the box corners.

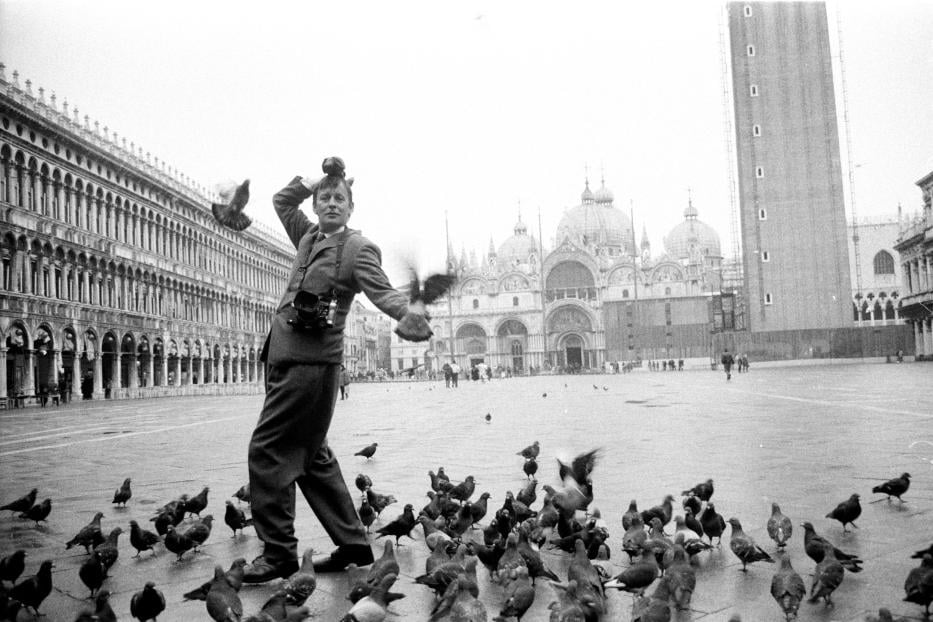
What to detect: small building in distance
<box><xmin>894</xmin><ymin>170</ymin><xmax>933</xmax><ymax>359</ymax></box>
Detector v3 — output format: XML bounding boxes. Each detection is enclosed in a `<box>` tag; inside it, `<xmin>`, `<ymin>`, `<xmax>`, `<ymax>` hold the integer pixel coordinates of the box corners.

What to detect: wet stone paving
<box><xmin>0</xmin><ymin>361</ymin><xmax>931</xmax><ymax>621</ymax></box>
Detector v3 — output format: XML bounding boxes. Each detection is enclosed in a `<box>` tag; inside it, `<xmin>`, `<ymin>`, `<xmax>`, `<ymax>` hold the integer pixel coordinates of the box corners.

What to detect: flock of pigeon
<box><xmin>0</xmin><ymin>439</ymin><xmax>930</xmax><ymax>621</ymax></box>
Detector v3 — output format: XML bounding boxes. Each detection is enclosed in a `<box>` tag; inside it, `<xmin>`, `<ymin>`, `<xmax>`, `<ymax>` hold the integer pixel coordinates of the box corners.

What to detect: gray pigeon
<box><xmin>770</xmin><ymin>554</ymin><xmax>806</xmax><ymax>620</ymax></box>
<box><xmin>282</xmin><ymin>548</ymin><xmax>317</xmax><ymax>606</ymax></box>
<box><xmin>205</xmin><ymin>563</ymin><xmax>243</xmax><ymax>622</ymax></box>
<box><xmin>809</xmin><ymin>542</ymin><xmax>845</xmax><ymax>606</ymax></box>
<box><xmin>497</xmin><ymin>566</ymin><xmax>535</xmax><ymax>621</ymax></box>
<box><xmin>728</xmin><ymin>517</ymin><xmax>774</xmax><ymax>571</ymax></box>
<box><xmin>766</xmin><ymin>502</ymin><xmax>793</xmax><ymax>548</ymax></box>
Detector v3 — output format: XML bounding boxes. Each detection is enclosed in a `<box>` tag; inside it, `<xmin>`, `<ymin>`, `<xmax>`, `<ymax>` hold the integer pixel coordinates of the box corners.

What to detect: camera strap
<box><xmin>295</xmin><ymin>230</ymin><xmax>351</xmax><ymax>298</ymax></box>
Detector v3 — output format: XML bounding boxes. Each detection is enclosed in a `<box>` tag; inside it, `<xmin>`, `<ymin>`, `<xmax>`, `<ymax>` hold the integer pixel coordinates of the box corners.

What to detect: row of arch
<box><xmin>427</xmin><ymin>304</ymin><xmax>601</xmax><ymax>371</ymax></box>
<box><xmin>2</xmin><ymin>232</ymin><xmax>274</xmax><ymax>332</ymax></box>
<box><xmin>2</xmin><ymin>320</ymin><xmax>263</xmax><ymax>400</ymax></box>
<box><xmin>0</xmin><ymin>140</ymin><xmax>290</xmax><ymax>292</ymax></box>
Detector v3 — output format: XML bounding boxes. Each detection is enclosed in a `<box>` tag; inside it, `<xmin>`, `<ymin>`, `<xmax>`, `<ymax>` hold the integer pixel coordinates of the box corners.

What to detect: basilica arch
<box><xmin>456</xmin><ymin>323</ymin><xmax>488</xmax><ymax>366</ymax></box>
<box><xmin>496</xmin><ymin>318</ymin><xmax>528</xmax><ymax>372</ymax></box>
<box><xmin>546</xmin><ymin>303</ymin><xmax>599</xmax><ymax>370</ymax></box>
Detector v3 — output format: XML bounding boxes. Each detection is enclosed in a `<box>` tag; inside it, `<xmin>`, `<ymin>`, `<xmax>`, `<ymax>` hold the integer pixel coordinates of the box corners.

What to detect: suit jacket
<box><xmin>263</xmin><ymin>176</ymin><xmax>409</xmax><ymax>365</ymax></box>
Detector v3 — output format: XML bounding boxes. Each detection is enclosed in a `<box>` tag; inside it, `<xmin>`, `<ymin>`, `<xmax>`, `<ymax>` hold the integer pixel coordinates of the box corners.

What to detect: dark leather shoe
<box><xmin>311</xmin><ymin>544</ymin><xmax>375</xmax><ymax>572</ymax></box>
<box><xmin>241</xmin><ymin>555</ymin><xmax>299</xmax><ymax>584</ymax></box>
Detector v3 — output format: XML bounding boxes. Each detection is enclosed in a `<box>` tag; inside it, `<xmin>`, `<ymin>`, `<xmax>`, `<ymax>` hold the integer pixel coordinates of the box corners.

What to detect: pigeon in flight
<box><xmin>211</xmin><ymin>179</ymin><xmax>251</xmax><ymax>232</ymax></box>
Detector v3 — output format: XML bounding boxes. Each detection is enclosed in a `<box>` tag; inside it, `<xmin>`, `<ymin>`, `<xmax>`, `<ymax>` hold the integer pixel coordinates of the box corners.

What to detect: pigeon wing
<box><xmin>420</xmin><ymin>273</ymin><xmax>456</xmax><ymax>305</ymax></box>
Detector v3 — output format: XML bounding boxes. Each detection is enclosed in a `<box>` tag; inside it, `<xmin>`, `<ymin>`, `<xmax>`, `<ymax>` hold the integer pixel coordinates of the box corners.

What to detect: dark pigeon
<box><xmin>873</xmin><ymin>473</ymin><xmax>911</xmax><ymax>502</ymax></box>
<box><xmin>682</xmin><ymin>478</ymin><xmax>714</xmax><ymax>502</ymax></box>
<box><xmin>825</xmin><ymin>493</ymin><xmax>861</xmax><ymax>532</ymax></box>
<box><xmin>78</xmin><ymin>552</ymin><xmax>106</xmax><ymax>598</ymax></box>
<box><xmin>112</xmin><ymin>478</ymin><xmax>132</xmax><ymax>507</ymax></box>
<box><xmin>224</xmin><ymin>501</ymin><xmax>253</xmax><ymax>536</ymax></box>
<box><xmin>354</xmin><ymin>443</ymin><xmax>379</xmax><ymax>460</ymax></box>
<box><xmin>375</xmin><ymin>504</ymin><xmax>417</xmax><ymax>546</ymax></box>
<box><xmin>11</xmin><ymin>559</ymin><xmax>53</xmax><ymax>616</ymax></box>
<box><xmin>129</xmin><ymin>520</ymin><xmax>161</xmax><ymax>557</ymax></box>
<box><xmin>211</xmin><ymin>179</ymin><xmax>251</xmax><ymax>232</ymax></box>
<box><xmin>184</xmin><ymin>486</ymin><xmax>210</xmax><ymax>518</ymax></box>
<box><xmin>0</xmin><ymin>488</ymin><xmax>37</xmax><ymax>516</ymax></box>
<box><xmin>0</xmin><ymin>550</ymin><xmax>26</xmax><ymax>586</ymax></box>
<box><xmin>130</xmin><ymin>581</ymin><xmax>166</xmax><ymax>621</ymax></box>
<box><xmin>800</xmin><ymin>521</ymin><xmax>863</xmax><ymax>572</ymax></box>
<box><xmin>20</xmin><ymin>499</ymin><xmax>51</xmax><ymax>527</ymax></box>
<box><xmin>66</xmin><ymin>511</ymin><xmax>105</xmax><ymax>553</ymax></box>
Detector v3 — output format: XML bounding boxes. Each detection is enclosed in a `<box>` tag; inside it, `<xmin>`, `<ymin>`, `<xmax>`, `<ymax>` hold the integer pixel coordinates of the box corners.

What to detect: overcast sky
<box><xmin>2</xmin><ymin>0</ymin><xmax>931</xmax><ymax>282</ymax></box>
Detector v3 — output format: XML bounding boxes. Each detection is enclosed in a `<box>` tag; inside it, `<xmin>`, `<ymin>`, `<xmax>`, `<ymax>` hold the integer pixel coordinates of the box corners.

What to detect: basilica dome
<box><xmin>663</xmin><ymin>200</ymin><xmax>722</xmax><ymax>260</ymax></box>
<box><xmin>556</xmin><ymin>180</ymin><xmax>633</xmax><ymax>251</ymax></box>
<box><xmin>498</xmin><ymin>216</ymin><xmax>538</xmax><ymax>266</ymax></box>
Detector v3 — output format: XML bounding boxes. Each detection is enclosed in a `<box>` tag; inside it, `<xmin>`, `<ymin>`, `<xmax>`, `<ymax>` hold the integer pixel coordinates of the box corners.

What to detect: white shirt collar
<box><xmin>322</xmin><ymin>226</ymin><xmax>346</xmax><ymax>238</ymax></box>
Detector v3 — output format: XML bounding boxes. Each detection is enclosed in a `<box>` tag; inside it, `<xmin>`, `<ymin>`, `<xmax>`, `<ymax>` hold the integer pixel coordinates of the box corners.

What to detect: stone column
<box><xmin>93</xmin><ymin>354</ymin><xmax>104</xmax><ymax>399</ymax></box>
<box><xmin>915</xmin><ymin>321</ymin><xmax>923</xmax><ymax>358</ymax></box>
<box><xmin>128</xmin><ymin>355</ymin><xmax>138</xmax><ymax>389</ymax></box>
<box><xmin>112</xmin><ymin>352</ymin><xmax>122</xmax><ymax>396</ymax></box>
<box><xmin>22</xmin><ymin>349</ymin><xmax>35</xmax><ymax>397</ymax></box>
<box><xmin>0</xmin><ymin>347</ymin><xmax>7</xmax><ymax>400</ymax></box>
<box><xmin>197</xmin><ymin>356</ymin><xmax>204</xmax><ymax>386</ymax></box>
<box><xmin>923</xmin><ymin>318</ymin><xmax>933</xmax><ymax>358</ymax></box>
<box><xmin>63</xmin><ymin>185</ymin><xmax>73</xmax><ymax>225</ymax></box>
<box><xmin>53</xmin><ymin>181</ymin><xmax>63</xmax><ymax>220</ymax></box>
<box><xmin>51</xmin><ymin>350</ymin><xmax>61</xmax><ymax>385</ymax></box>
<box><xmin>225</xmin><ymin>355</ymin><xmax>233</xmax><ymax>385</ymax></box>
<box><xmin>160</xmin><ymin>355</ymin><xmax>169</xmax><ymax>388</ymax></box>
<box><xmin>71</xmin><ymin>354</ymin><xmax>81</xmax><ymax>398</ymax></box>
<box><xmin>24</xmin><ymin>253</ymin><xmax>34</xmax><ymax>295</ymax></box>
<box><xmin>174</xmin><ymin>356</ymin><xmax>182</xmax><ymax>387</ymax></box>
<box><xmin>145</xmin><ymin>354</ymin><xmax>153</xmax><ymax>388</ymax></box>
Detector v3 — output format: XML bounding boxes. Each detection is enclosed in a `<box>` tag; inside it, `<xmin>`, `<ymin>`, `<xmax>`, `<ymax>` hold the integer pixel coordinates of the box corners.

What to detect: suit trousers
<box><xmin>248</xmin><ymin>362</ymin><xmax>366</xmax><ymax>563</ymax></box>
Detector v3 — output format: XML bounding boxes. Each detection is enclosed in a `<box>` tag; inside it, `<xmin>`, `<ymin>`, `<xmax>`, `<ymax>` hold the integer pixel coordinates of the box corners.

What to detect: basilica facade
<box><xmin>394</xmin><ymin>178</ymin><xmax>729</xmax><ymax>373</ymax></box>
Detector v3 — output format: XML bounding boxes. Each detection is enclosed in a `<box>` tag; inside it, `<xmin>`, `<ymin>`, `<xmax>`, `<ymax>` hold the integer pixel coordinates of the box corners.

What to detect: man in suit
<box><xmin>243</xmin><ymin>157</ymin><xmax>430</xmax><ymax>582</ymax></box>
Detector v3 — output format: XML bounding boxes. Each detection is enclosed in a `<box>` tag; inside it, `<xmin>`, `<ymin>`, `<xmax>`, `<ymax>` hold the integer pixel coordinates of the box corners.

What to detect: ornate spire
<box><xmin>488</xmin><ymin>236</ymin><xmax>496</xmax><ymax>256</ymax></box>
<box><xmin>684</xmin><ymin>188</ymin><xmax>698</xmax><ymax>220</ymax></box>
<box><xmin>641</xmin><ymin>224</ymin><xmax>650</xmax><ymax>250</ymax></box>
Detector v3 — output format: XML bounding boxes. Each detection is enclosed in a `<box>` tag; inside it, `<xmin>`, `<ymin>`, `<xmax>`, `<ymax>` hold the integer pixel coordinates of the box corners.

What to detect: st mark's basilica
<box><xmin>395</xmin><ymin>177</ymin><xmax>734</xmax><ymax>375</ymax></box>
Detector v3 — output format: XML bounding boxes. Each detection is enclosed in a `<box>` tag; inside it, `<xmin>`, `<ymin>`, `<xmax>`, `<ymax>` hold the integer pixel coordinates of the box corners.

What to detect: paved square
<box><xmin>1</xmin><ymin>362</ymin><xmax>931</xmax><ymax>621</ymax></box>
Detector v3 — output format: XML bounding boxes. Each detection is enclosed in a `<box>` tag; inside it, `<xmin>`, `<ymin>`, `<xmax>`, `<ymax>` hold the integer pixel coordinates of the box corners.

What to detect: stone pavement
<box><xmin>0</xmin><ymin>362</ymin><xmax>931</xmax><ymax>621</ymax></box>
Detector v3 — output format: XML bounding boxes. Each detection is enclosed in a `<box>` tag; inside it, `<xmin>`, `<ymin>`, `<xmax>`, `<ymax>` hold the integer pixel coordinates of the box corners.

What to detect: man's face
<box><xmin>313</xmin><ymin>180</ymin><xmax>353</xmax><ymax>233</ymax></box>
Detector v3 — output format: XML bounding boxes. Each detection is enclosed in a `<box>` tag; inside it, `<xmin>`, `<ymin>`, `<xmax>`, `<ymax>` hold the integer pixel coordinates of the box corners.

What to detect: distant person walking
<box><xmin>450</xmin><ymin>362</ymin><xmax>460</xmax><ymax>387</ymax></box>
<box><xmin>721</xmin><ymin>349</ymin><xmax>735</xmax><ymax>381</ymax></box>
<box><xmin>442</xmin><ymin>362</ymin><xmax>452</xmax><ymax>388</ymax></box>
<box><xmin>339</xmin><ymin>365</ymin><xmax>350</xmax><ymax>400</ymax></box>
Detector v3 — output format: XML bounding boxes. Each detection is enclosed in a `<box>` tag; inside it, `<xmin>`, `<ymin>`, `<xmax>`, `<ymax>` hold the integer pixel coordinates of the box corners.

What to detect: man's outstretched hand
<box><xmin>394</xmin><ymin>302</ymin><xmax>432</xmax><ymax>342</ymax></box>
